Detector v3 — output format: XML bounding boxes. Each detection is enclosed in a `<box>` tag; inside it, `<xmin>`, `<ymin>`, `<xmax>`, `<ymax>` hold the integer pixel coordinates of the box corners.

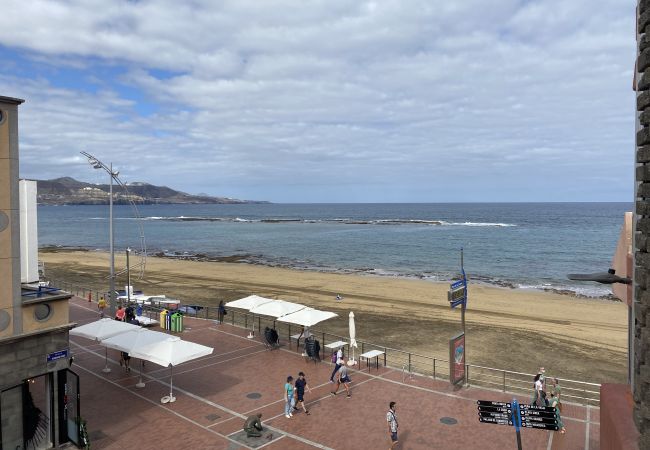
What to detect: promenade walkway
<box><xmin>68</xmin><ymin>296</ymin><xmax>599</xmax><ymax>449</ymax></box>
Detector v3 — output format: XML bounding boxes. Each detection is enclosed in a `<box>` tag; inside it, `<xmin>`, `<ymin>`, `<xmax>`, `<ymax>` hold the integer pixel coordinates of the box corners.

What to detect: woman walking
<box><xmin>284</xmin><ymin>375</ymin><xmax>296</xmax><ymax>419</ymax></box>
<box><xmin>217</xmin><ymin>300</ymin><xmax>226</xmax><ymax>324</ymax></box>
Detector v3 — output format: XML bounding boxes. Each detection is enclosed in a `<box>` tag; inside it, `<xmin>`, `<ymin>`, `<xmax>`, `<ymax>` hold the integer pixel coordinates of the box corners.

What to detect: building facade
<box><xmin>0</xmin><ymin>96</ymin><xmax>77</xmax><ymax>449</ymax></box>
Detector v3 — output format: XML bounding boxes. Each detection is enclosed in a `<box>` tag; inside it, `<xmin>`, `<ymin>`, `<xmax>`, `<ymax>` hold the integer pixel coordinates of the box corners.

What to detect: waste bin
<box><xmin>165</xmin><ymin>312</ymin><xmax>172</xmax><ymax>330</ymax></box>
<box><xmin>160</xmin><ymin>309</ymin><xmax>168</xmax><ymax>330</ymax></box>
<box><xmin>171</xmin><ymin>312</ymin><xmax>184</xmax><ymax>332</ymax></box>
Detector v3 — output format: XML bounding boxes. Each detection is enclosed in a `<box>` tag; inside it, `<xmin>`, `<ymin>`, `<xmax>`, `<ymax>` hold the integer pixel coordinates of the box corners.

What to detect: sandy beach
<box><xmin>41</xmin><ymin>249</ymin><xmax>628</xmax><ymax>384</ymax></box>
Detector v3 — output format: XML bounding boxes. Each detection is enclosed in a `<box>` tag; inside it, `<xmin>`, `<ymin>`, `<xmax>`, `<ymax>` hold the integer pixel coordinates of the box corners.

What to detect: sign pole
<box><xmin>460</xmin><ymin>248</ymin><xmax>466</xmax><ymax>364</ymax></box>
<box><xmin>512</xmin><ymin>398</ymin><xmax>523</xmax><ymax>450</ymax></box>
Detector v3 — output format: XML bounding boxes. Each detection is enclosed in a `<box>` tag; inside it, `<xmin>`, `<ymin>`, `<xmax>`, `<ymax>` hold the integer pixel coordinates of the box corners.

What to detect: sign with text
<box><xmin>448</xmin><ymin>279</ymin><xmax>466</xmax><ymax>308</ymax></box>
<box><xmin>477</xmin><ymin>400</ymin><xmax>559</xmax><ymax>432</ymax></box>
<box><xmin>449</xmin><ymin>332</ymin><xmax>465</xmax><ymax>385</ymax></box>
<box><xmin>46</xmin><ymin>349</ymin><xmax>69</xmax><ymax>363</ymax></box>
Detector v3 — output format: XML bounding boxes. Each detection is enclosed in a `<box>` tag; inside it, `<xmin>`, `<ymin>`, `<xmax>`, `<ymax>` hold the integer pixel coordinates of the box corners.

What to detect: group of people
<box><xmin>114</xmin><ymin>304</ymin><xmax>141</xmax><ymax>373</ymax></box>
<box><xmin>532</xmin><ymin>367</ymin><xmax>565</xmax><ymax>434</ymax></box>
<box><xmin>284</xmin><ymin>372</ymin><xmax>312</xmax><ymax>418</ymax></box>
<box><xmin>329</xmin><ymin>349</ymin><xmax>352</xmax><ymax>398</ymax></box>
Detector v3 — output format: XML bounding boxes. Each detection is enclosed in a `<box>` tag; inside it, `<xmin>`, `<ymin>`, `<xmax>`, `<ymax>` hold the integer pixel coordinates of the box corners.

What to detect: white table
<box><xmin>360</xmin><ymin>350</ymin><xmax>385</xmax><ymax>371</ymax></box>
<box><xmin>325</xmin><ymin>341</ymin><xmax>347</xmax><ymax>361</ymax></box>
<box><xmin>325</xmin><ymin>341</ymin><xmax>347</xmax><ymax>350</ymax></box>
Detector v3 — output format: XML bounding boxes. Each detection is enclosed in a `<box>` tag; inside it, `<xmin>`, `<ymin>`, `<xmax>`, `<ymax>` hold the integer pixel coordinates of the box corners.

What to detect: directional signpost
<box><xmin>448</xmin><ymin>248</ymin><xmax>468</xmax><ymax>385</ymax></box>
<box><xmin>478</xmin><ymin>398</ymin><xmax>559</xmax><ymax>449</ymax></box>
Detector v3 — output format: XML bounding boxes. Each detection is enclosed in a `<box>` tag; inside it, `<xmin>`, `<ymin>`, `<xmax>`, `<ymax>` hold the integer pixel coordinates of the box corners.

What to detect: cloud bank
<box><xmin>0</xmin><ymin>0</ymin><xmax>636</xmax><ymax>202</ymax></box>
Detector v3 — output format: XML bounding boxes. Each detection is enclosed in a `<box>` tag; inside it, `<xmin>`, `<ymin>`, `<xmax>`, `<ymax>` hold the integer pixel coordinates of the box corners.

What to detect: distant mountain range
<box><xmin>30</xmin><ymin>177</ymin><xmax>268</xmax><ymax>205</ymax></box>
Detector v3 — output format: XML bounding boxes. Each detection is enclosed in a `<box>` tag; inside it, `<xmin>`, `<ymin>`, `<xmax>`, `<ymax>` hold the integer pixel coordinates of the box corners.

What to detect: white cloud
<box><xmin>0</xmin><ymin>0</ymin><xmax>637</xmax><ymax>202</ymax></box>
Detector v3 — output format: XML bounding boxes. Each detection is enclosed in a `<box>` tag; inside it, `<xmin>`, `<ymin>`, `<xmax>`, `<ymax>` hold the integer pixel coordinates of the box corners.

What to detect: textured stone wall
<box><xmin>636</xmin><ymin>2</ymin><xmax>650</xmax><ymax>449</ymax></box>
<box><xmin>0</xmin><ymin>328</ymin><xmax>71</xmax><ymax>388</ymax></box>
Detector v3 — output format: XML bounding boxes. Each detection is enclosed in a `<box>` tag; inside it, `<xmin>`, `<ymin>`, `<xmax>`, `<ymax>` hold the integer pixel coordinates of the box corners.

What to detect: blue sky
<box><xmin>0</xmin><ymin>0</ymin><xmax>637</xmax><ymax>202</ymax></box>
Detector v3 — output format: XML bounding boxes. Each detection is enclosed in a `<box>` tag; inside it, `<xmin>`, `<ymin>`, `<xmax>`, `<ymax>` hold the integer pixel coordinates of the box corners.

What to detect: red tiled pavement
<box><xmin>68</xmin><ymin>297</ymin><xmax>599</xmax><ymax>449</ymax></box>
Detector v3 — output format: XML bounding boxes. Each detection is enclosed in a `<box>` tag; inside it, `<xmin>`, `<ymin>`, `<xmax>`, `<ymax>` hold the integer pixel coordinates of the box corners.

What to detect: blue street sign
<box><xmin>46</xmin><ymin>349</ymin><xmax>69</xmax><ymax>363</ymax></box>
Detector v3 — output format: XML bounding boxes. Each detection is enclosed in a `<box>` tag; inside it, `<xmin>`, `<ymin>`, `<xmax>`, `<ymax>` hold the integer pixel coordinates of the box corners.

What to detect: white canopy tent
<box><xmin>277</xmin><ymin>307</ymin><xmax>337</xmax><ymax>327</ymax></box>
<box><xmin>249</xmin><ymin>299</ymin><xmax>306</xmax><ymax>318</ymax></box>
<box><xmin>130</xmin><ymin>336</ymin><xmax>213</xmax><ymax>403</ymax></box>
<box><xmin>101</xmin><ymin>328</ymin><xmax>170</xmax><ymax>388</ymax></box>
<box><xmin>69</xmin><ymin>318</ymin><xmax>141</xmax><ymax>373</ymax></box>
<box><xmin>225</xmin><ymin>295</ymin><xmax>275</xmax><ymax>311</ymax></box>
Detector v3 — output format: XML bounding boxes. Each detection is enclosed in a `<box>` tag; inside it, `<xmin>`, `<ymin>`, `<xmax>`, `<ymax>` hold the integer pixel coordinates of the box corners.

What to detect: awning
<box><xmin>225</xmin><ymin>295</ymin><xmax>275</xmax><ymax>310</ymax></box>
<box><xmin>101</xmin><ymin>328</ymin><xmax>170</xmax><ymax>354</ymax></box>
<box><xmin>277</xmin><ymin>307</ymin><xmax>337</xmax><ymax>327</ymax></box>
<box><xmin>248</xmin><ymin>299</ymin><xmax>306</xmax><ymax>318</ymax></box>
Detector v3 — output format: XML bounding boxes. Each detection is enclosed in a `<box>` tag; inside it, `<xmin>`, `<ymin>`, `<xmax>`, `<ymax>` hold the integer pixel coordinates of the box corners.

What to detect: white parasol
<box><xmin>130</xmin><ymin>336</ymin><xmax>213</xmax><ymax>403</ymax></box>
<box><xmin>225</xmin><ymin>295</ymin><xmax>275</xmax><ymax>310</ymax></box>
<box><xmin>248</xmin><ymin>299</ymin><xmax>305</xmax><ymax>318</ymax></box>
<box><xmin>349</xmin><ymin>311</ymin><xmax>358</xmax><ymax>365</ymax></box>
<box><xmin>69</xmin><ymin>318</ymin><xmax>140</xmax><ymax>372</ymax></box>
<box><xmin>101</xmin><ymin>328</ymin><xmax>170</xmax><ymax>388</ymax></box>
<box><xmin>277</xmin><ymin>307</ymin><xmax>337</xmax><ymax>327</ymax></box>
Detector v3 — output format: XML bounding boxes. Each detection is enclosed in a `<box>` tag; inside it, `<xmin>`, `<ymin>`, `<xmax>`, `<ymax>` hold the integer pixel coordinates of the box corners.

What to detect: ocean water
<box><xmin>38</xmin><ymin>202</ymin><xmax>632</xmax><ymax>298</ymax></box>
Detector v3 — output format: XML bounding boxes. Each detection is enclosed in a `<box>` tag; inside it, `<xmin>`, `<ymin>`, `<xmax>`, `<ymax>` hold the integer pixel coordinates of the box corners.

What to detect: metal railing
<box><xmin>50</xmin><ymin>277</ymin><xmax>601</xmax><ymax>406</ymax></box>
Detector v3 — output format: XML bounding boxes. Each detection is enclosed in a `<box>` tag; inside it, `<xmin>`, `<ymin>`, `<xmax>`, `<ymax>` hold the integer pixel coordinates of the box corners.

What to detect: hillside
<box><xmin>31</xmin><ymin>177</ymin><xmax>267</xmax><ymax>205</ymax></box>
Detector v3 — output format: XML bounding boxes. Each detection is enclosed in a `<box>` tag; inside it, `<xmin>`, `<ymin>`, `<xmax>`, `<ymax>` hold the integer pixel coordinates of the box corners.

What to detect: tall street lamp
<box><xmin>126</xmin><ymin>247</ymin><xmax>131</xmax><ymax>305</ymax></box>
<box><xmin>81</xmin><ymin>151</ymin><xmax>119</xmax><ymax>317</ymax></box>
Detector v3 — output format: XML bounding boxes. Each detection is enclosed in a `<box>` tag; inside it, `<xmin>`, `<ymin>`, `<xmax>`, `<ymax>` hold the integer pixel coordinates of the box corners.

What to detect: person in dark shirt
<box><xmin>243</xmin><ymin>413</ymin><xmax>264</xmax><ymax>437</ymax></box>
<box><xmin>294</xmin><ymin>372</ymin><xmax>312</xmax><ymax>415</ymax></box>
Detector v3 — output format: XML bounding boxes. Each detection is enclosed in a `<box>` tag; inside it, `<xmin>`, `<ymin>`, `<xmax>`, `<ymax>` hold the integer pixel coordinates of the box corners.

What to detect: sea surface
<box><xmin>38</xmin><ymin>202</ymin><xmax>632</xmax><ymax>298</ymax></box>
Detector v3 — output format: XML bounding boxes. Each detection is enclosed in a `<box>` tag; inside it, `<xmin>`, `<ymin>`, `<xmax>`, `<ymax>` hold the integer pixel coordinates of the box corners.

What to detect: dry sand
<box><xmin>41</xmin><ymin>250</ymin><xmax>628</xmax><ymax>383</ymax></box>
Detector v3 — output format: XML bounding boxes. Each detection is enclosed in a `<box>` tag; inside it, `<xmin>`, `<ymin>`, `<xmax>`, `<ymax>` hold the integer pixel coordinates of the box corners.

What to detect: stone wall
<box><xmin>0</xmin><ymin>327</ymin><xmax>71</xmax><ymax>389</ymax></box>
<box><xmin>636</xmin><ymin>2</ymin><xmax>650</xmax><ymax>449</ymax></box>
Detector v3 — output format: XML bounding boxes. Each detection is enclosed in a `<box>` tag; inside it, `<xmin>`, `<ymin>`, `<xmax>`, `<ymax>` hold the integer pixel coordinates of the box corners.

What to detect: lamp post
<box><xmin>126</xmin><ymin>247</ymin><xmax>131</xmax><ymax>305</ymax></box>
<box><xmin>81</xmin><ymin>151</ymin><xmax>119</xmax><ymax>317</ymax></box>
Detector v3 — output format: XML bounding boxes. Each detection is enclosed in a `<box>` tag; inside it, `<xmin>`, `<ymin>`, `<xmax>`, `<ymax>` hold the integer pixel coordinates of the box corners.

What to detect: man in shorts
<box><xmin>386</xmin><ymin>401</ymin><xmax>398</xmax><ymax>449</ymax></box>
<box><xmin>294</xmin><ymin>372</ymin><xmax>312</xmax><ymax>415</ymax></box>
<box><xmin>330</xmin><ymin>358</ymin><xmax>352</xmax><ymax>398</ymax></box>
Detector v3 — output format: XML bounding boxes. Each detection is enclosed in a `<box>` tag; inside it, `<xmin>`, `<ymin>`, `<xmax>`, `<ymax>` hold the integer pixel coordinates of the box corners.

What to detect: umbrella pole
<box><xmin>102</xmin><ymin>347</ymin><xmax>111</xmax><ymax>373</ymax></box>
<box><xmin>169</xmin><ymin>365</ymin><xmax>176</xmax><ymax>403</ymax></box>
<box><xmin>135</xmin><ymin>360</ymin><xmax>145</xmax><ymax>388</ymax></box>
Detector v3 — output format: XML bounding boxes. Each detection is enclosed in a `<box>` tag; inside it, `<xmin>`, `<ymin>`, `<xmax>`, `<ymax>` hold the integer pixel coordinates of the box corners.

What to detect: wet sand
<box><xmin>41</xmin><ymin>250</ymin><xmax>628</xmax><ymax>383</ymax></box>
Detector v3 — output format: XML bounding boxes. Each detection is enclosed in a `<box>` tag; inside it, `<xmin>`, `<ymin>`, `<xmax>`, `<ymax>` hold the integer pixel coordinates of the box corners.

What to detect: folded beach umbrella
<box><xmin>101</xmin><ymin>328</ymin><xmax>170</xmax><ymax>388</ymax></box>
<box><xmin>70</xmin><ymin>318</ymin><xmax>140</xmax><ymax>373</ymax></box>
<box><xmin>249</xmin><ymin>299</ymin><xmax>306</xmax><ymax>318</ymax></box>
<box><xmin>225</xmin><ymin>295</ymin><xmax>275</xmax><ymax>311</ymax></box>
<box><xmin>277</xmin><ymin>307</ymin><xmax>337</xmax><ymax>327</ymax></box>
<box><xmin>130</xmin><ymin>336</ymin><xmax>213</xmax><ymax>404</ymax></box>
<box><xmin>349</xmin><ymin>312</ymin><xmax>358</xmax><ymax>365</ymax></box>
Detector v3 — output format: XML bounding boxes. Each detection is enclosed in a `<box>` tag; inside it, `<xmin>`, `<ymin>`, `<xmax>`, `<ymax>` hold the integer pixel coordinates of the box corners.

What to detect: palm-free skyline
<box><xmin>0</xmin><ymin>0</ymin><xmax>636</xmax><ymax>202</ymax></box>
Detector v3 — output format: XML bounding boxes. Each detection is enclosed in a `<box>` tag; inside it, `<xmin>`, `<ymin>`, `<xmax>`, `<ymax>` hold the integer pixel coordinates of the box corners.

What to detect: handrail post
<box><xmin>433</xmin><ymin>359</ymin><xmax>436</xmax><ymax>380</ymax></box>
<box><xmin>384</xmin><ymin>347</ymin><xmax>387</xmax><ymax>367</ymax></box>
<box><xmin>408</xmin><ymin>353</ymin><xmax>411</xmax><ymax>373</ymax></box>
<box><xmin>503</xmin><ymin>371</ymin><xmax>506</xmax><ymax>392</ymax></box>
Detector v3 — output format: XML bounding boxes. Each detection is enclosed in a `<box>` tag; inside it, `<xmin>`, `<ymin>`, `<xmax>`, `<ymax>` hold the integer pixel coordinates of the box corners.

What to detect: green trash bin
<box><xmin>171</xmin><ymin>312</ymin><xmax>184</xmax><ymax>332</ymax></box>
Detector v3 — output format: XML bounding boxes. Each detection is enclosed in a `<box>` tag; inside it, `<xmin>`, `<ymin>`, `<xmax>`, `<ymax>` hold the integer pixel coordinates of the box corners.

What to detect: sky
<box><xmin>0</xmin><ymin>0</ymin><xmax>637</xmax><ymax>203</ymax></box>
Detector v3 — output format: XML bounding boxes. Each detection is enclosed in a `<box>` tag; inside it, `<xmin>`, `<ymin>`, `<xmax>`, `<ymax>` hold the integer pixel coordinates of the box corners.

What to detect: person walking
<box><xmin>97</xmin><ymin>296</ymin><xmax>107</xmax><ymax>318</ymax></box>
<box><xmin>329</xmin><ymin>346</ymin><xmax>344</xmax><ymax>382</ymax></box>
<box><xmin>532</xmin><ymin>373</ymin><xmax>543</xmax><ymax>406</ymax></box>
<box><xmin>115</xmin><ymin>305</ymin><xmax>125</xmax><ymax>321</ymax></box>
<box><xmin>284</xmin><ymin>376</ymin><xmax>296</xmax><ymax>419</ymax></box>
<box><xmin>551</xmin><ymin>378</ymin><xmax>562</xmax><ymax>403</ymax></box>
<box><xmin>119</xmin><ymin>351</ymin><xmax>131</xmax><ymax>373</ymax></box>
<box><xmin>549</xmin><ymin>393</ymin><xmax>566</xmax><ymax>434</ymax></box>
<box><xmin>386</xmin><ymin>401</ymin><xmax>399</xmax><ymax>449</ymax></box>
<box><xmin>331</xmin><ymin>358</ymin><xmax>352</xmax><ymax>398</ymax></box>
<box><xmin>294</xmin><ymin>372</ymin><xmax>312</xmax><ymax>415</ymax></box>
<box><xmin>217</xmin><ymin>300</ymin><xmax>226</xmax><ymax>324</ymax></box>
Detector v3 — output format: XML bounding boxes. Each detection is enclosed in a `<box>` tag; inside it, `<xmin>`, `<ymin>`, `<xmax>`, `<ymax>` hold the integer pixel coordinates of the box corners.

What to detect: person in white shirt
<box><xmin>329</xmin><ymin>347</ymin><xmax>344</xmax><ymax>382</ymax></box>
<box><xmin>386</xmin><ymin>401</ymin><xmax>399</xmax><ymax>449</ymax></box>
<box><xmin>532</xmin><ymin>373</ymin><xmax>543</xmax><ymax>406</ymax></box>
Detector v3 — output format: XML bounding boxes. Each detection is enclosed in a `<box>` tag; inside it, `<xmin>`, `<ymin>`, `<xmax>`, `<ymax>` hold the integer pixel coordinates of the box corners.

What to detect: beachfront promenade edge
<box><xmin>48</xmin><ymin>277</ymin><xmax>602</xmax><ymax>408</ymax></box>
